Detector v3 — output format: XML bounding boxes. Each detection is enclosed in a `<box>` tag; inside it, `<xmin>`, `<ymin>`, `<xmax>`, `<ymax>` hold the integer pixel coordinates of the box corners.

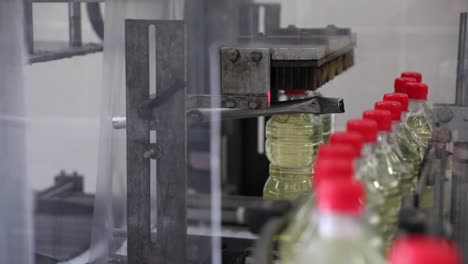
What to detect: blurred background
<box><xmin>28</xmin><ymin>0</ymin><xmax>467</xmax><ymax>193</ymax></box>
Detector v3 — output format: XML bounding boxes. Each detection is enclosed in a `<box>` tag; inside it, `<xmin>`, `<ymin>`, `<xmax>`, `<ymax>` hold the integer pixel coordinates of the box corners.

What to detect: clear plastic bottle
<box><xmin>389</xmin><ymin>235</ymin><xmax>462</xmax><ymax>264</ymax></box>
<box><xmin>400</xmin><ymin>72</ymin><xmax>433</xmax><ymax>124</ymax></box>
<box><xmin>375</xmin><ymin>100</ymin><xmax>420</xmax><ymax>192</ymax></box>
<box><xmin>291</xmin><ymin>179</ymin><xmax>385</xmax><ymax>264</ymax></box>
<box><xmin>280</xmin><ymin>153</ymin><xmax>356</xmax><ymax>264</ymax></box>
<box><xmin>312</xmin><ymin>91</ymin><xmax>334</xmax><ymax>143</ymax></box>
<box><xmin>263</xmin><ymin>90</ymin><xmax>323</xmax><ymax>199</ymax></box>
<box><xmin>348</xmin><ymin>118</ymin><xmax>402</xmax><ymax>248</ymax></box>
<box><xmin>329</xmin><ymin>131</ymin><xmax>385</xmax><ymax>250</ymax></box>
<box><xmin>403</xmin><ymin>82</ymin><xmax>432</xmax><ymax>151</ymax></box>
<box><xmin>403</xmin><ymin>82</ymin><xmax>434</xmax><ymax>208</ymax></box>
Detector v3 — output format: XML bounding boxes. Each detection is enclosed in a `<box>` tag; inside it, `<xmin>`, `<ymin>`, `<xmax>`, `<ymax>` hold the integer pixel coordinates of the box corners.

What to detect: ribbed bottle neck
<box><xmin>377</xmin><ymin>131</ymin><xmax>390</xmax><ymax>144</ymax></box>
<box><xmin>391</xmin><ymin>121</ymin><xmax>401</xmax><ymax>134</ymax></box>
<box><xmin>401</xmin><ymin>111</ymin><xmax>409</xmax><ymax>124</ymax></box>
<box><xmin>316</xmin><ymin>212</ymin><xmax>362</xmax><ymax>239</ymax></box>
<box><xmin>408</xmin><ymin>100</ymin><xmax>425</xmax><ymax>114</ymax></box>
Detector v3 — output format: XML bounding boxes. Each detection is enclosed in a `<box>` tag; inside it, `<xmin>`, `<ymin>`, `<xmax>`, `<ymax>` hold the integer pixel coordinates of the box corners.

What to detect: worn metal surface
<box><xmin>125</xmin><ymin>20</ymin><xmax>152</xmax><ymax>264</ymax></box>
<box><xmin>221</xmin><ymin>47</ymin><xmax>270</xmax><ymax>105</ymax></box>
<box><xmin>187</xmin><ymin>96</ymin><xmax>344</xmax><ymax>123</ymax></box>
<box><xmin>125</xmin><ymin>20</ymin><xmax>187</xmax><ymax>264</ymax></box>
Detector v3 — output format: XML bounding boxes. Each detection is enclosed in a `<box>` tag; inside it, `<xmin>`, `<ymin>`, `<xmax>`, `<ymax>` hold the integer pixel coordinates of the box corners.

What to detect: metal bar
<box><xmin>125</xmin><ymin>20</ymin><xmax>152</xmax><ymax>264</ymax></box>
<box><xmin>151</xmin><ymin>20</ymin><xmax>187</xmax><ymax>264</ymax></box>
<box><xmin>23</xmin><ymin>0</ymin><xmax>34</xmax><ymax>54</ymax></box>
<box><xmin>451</xmin><ymin>142</ymin><xmax>468</xmax><ymax>262</ymax></box>
<box><xmin>68</xmin><ymin>2</ymin><xmax>82</xmax><ymax>47</ymax></box>
<box><xmin>456</xmin><ymin>12</ymin><xmax>468</xmax><ymax>105</ymax></box>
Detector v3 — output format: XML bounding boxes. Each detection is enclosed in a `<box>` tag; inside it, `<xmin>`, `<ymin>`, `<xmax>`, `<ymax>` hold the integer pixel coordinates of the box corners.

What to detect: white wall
<box><xmin>27</xmin><ymin>1</ymin><xmax>468</xmax><ymax>193</ymax></box>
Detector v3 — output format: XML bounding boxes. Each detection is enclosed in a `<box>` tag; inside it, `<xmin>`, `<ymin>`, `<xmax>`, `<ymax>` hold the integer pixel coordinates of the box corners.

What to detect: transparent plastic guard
<box><xmin>0</xmin><ymin>1</ymin><xmax>33</xmax><ymax>264</ymax></box>
<box><xmin>89</xmin><ymin>0</ymin><xmax>350</xmax><ymax>263</ymax></box>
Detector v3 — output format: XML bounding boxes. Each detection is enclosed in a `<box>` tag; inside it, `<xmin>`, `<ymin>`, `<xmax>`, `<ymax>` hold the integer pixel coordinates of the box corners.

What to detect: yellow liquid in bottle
<box><xmin>263</xmin><ymin>113</ymin><xmax>322</xmax><ymax>199</ymax></box>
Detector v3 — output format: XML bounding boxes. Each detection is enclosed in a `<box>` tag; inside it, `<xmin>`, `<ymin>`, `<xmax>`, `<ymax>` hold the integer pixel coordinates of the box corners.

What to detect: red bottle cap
<box><xmin>375</xmin><ymin>101</ymin><xmax>402</xmax><ymax>121</ymax></box>
<box><xmin>389</xmin><ymin>235</ymin><xmax>462</xmax><ymax>264</ymax></box>
<box><xmin>346</xmin><ymin>119</ymin><xmax>378</xmax><ymax>143</ymax></box>
<box><xmin>403</xmin><ymin>83</ymin><xmax>428</xmax><ymax>100</ymax></box>
<box><xmin>317</xmin><ymin>144</ymin><xmax>356</xmax><ymax>160</ymax></box>
<box><xmin>363</xmin><ymin>110</ymin><xmax>392</xmax><ymax>132</ymax></box>
<box><xmin>313</xmin><ymin>158</ymin><xmax>354</xmax><ymax>189</ymax></box>
<box><xmin>384</xmin><ymin>93</ymin><xmax>409</xmax><ymax>112</ymax></box>
<box><xmin>394</xmin><ymin>77</ymin><xmax>417</xmax><ymax>93</ymax></box>
<box><xmin>401</xmin><ymin>72</ymin><xmax>422</xmax><ymax>82</ymax></box>
<box><xmin>329</xmin><ymin>132</ymin><xmax>364</xmax><ymax>158</ymax></box>
<box><xmin>316</xmin><ymin>179</ymin><xmax>365</xmax><ymax>215</ymax></box>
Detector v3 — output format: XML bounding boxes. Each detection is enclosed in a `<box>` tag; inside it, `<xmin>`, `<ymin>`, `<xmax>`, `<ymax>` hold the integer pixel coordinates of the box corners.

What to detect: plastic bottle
<box><xmin>312</xmin><ymin>91</ymin><xmax>334</xmax><ymax>143</ymax></box>
<box><xmin>383</xmin><ymin>92</ymin><xmax>425</xmax><ymax>158</ymax></box>
<box><xmin>329</xmin><ymin>131</ymin><xmax>385</xmax><ymax>247</ymax></box>
<box><xmin>389</xmin><ymin>235</ymin><xmax>462</xmax><ymax>264</ymax></box>
<box><xmin>400</xmin><ymin>72</ymin><xmax>433</xmax><ymax>122</ymax></box>
<box><xmin>291</xmin><ymin>179</ymin><xmax>385</xmax><ymax>264</ymax></box>
<box><xmin>263</xmin><ymin>90</ymin><xmax>323</xmax><ymax>199</ymax></box>
<box><xmin>280</xmin><ymin>154</ymin><xmax>356</xmax><ymax>264</ymax></box>
<box><xmin>402</xmin><ymin>82</ymin><xmax>432</xmax><ymax>152</ymax></box>
<box><xmin>375</xmin><ymin>100</ymin><xmax>420</xmax><ymax>192</ymax></box>
<box><xmin>348</xmin><ymin>118</ymin><xmax>402</xmax><ymax>248</ymax></box>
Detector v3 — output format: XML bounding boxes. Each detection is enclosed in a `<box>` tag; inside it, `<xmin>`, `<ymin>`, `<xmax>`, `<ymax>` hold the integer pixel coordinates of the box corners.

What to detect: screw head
<box><xmin>248</xmin><ymin>100</ymin><xmax>258</xmax><ymax>109</ymax></box>
<box><xmin>143</xmin><ymin>143</ymin><xmax>162</xmax><ymax>160</ymax></box>
<box><xmin>250</xmin><ymin>51</ymin><xmax>263</xmax><ymax>63</ymax></box>
<box><xmin>225</xmin><ymin>98</ymin><xmax>238</xmax><ymax>108</ymax></box>
<box><xmin>226</xmin><ymin>48</ymin><xmax>240</xmax><ymax>63</ymax></box>
<box><xmin>436</xmin><ymin>108</ymin><xmax>454</xmax><ymax>123</ymax></box>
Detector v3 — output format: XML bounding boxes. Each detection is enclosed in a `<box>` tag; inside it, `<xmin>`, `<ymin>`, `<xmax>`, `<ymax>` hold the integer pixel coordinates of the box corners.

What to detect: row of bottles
<box><xmin>261</xmin><ymin>72</ymin><xmax>459</xmax><ymax>263</ymax></box>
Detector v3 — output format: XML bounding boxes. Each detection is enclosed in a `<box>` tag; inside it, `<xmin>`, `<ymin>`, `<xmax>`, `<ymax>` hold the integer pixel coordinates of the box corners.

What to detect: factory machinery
<box><xmin>27</xmin><ymin>1</ymin><xmax>468</xmax><ymax>264</ymax></box>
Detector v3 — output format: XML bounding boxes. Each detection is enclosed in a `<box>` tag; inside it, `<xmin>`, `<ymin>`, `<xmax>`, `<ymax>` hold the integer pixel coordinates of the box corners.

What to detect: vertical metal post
<box><xmin>125</xmin><ymin>21</ymin><xmax>152</xmax><ymax>264</ymax></box>
<box><xmin>23</xmin><ymin>0</ymin><xmax>33</xmax><ymax>54</ymax></box>
<box><xmin>451</xmin><ymin>142</ymin><xmax>468</xmax><ymax>262</ymax></box>
<box><xmin>68</xmin><ymin>2</ymin><xmax>82</xmax><ymax>47</ymax></box>
<box><xmin>456</xmin><ymin>13</ymin><xmax>468</xmax><ymax>105</ymax></box>
<box><xmin>126</xmin><ymin>20</ymin><xmax>187</xmax><ymax>264</ymax></box>
<box><xmin>152</xmin><ymin>21</ymin><xmax>186</xmax><ymax>264</ymax></box>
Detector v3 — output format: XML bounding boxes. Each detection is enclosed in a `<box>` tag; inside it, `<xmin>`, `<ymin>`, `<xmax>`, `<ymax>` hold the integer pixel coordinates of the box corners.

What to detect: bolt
<box><xmin>188</xmin><ymin>111</ymin><xmax>203</xmax><ymax>124</ymax></box>
<box><xmin>250</xmin><ymin>51</ymin><xmax>263</xmax><ymax>63</ymax></box>
<box><xmin>436</xmin><ymin>108</ymin><xmax>454</xmax><ymax>123</ymax></box>
<box><xmin>143</xmin><ymin>143</ymin><xmax>162</xmax><ymax>160</ymax></box>
<box><xmin>248</xmin><ymin>100</ymin><xmax>258</xmax><ymax>109</ymax></box>
<box><xmin>226</xmin><ymin>48</ymin><xmax>240</xmax><ymax>63</ymax></box>
<box><xmin>225</xmin><ymin>98</ymin><xmax>237</xmax><ymax>108</ymax></box>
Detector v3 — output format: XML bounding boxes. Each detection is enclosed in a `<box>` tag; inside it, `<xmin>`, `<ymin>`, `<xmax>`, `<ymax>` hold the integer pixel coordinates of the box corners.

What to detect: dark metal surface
<box><xmin>125</xmin><ymin>20</ymin><xmax>152</xmax><ymax>264</ymax></box>
<box><xmin>221</xmin><ymin>47</ymin><xmax>270</xmax><ymax>108</ymax></box>
<box><xmin>24</xmin><ymin>0</ymin><xmax>34</xmax><ymax>54</ymax></box>
<box><xmin>125</xmin><ymin>20</ymin><xmax>187</xmax><ymax>264</ymax></box>
<box><xmin>451</xmin><ymin>142</ymin><xmax>468</xmax><ymax>262</ymax></box>
<box><xmin>432</xmin><ymin>104</ymin><xmax>468</xmax><ymax>261</ymax></box>
<box><xmin>457</xmin><ymin>13</ymin><xmax>468</xmax><ymax>106</ymax></box>
<box><xmin>68</xmin><ymin>2</ymin><xmax>82</xmax><ymax>47</ymax></box>
<box><xmin>188</xmin><ymin>96</ymin><xmax>344</xmax><ymax>122</ymax></box>
<box><xmin>29</xmin><ymin>42</ymin><xmax>103</xmax><ymax>63</ymax></box>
